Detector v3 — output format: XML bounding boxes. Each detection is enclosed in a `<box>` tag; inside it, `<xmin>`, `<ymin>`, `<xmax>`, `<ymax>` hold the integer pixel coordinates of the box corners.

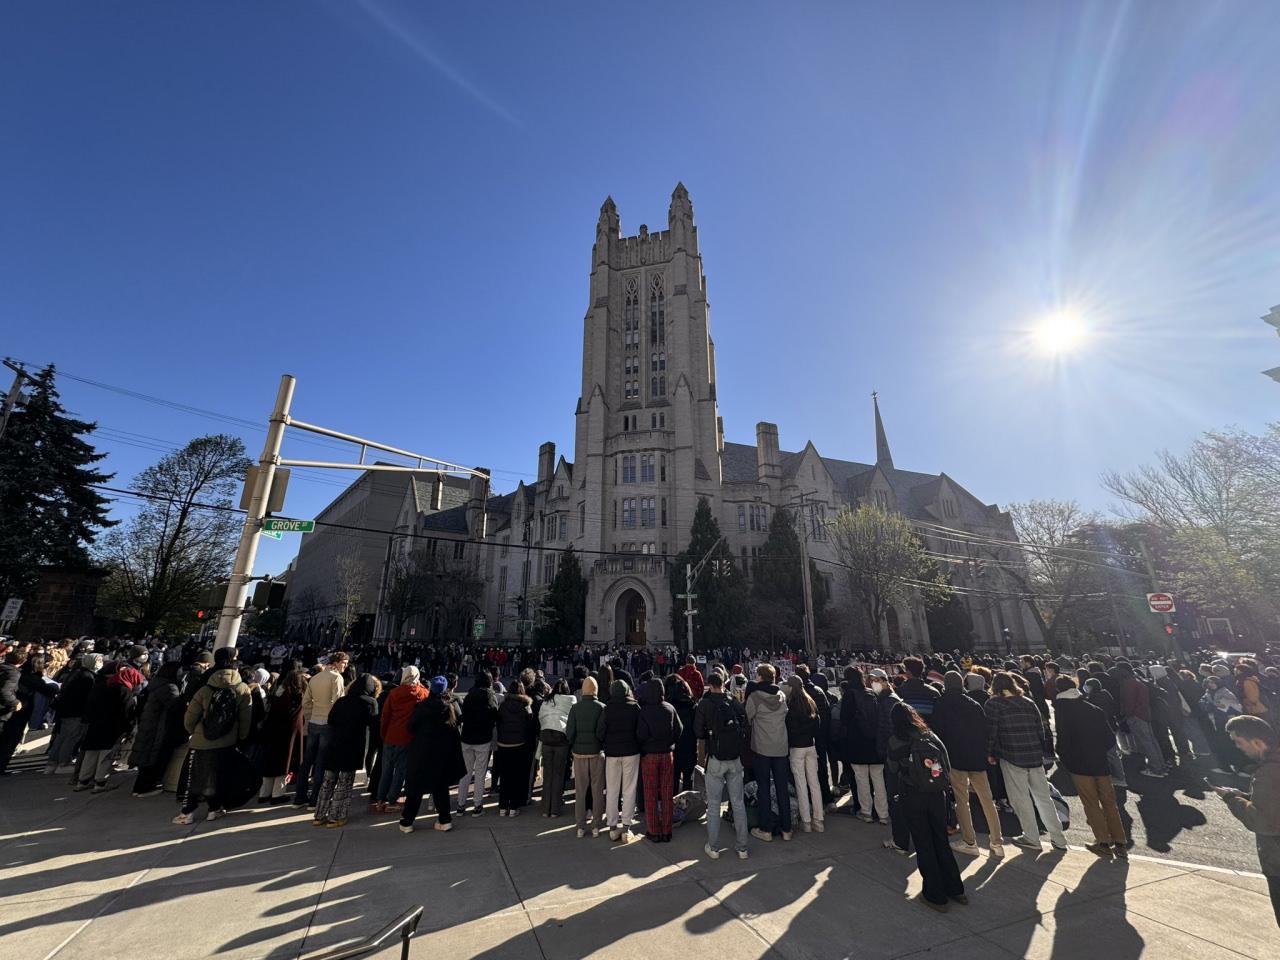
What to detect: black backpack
<box><xmin>201</xmin><ymin>686</ymin><xmax>239</xmax><ymax>741</ymax></box>
<box><xmin>906</xmin><ymin>733</ymin><xmax>950</xmax><ymax>793</ymax></box>
<box><xmin>708</xmin><ymin>696</ymin><xmax>747</xmax><ymax>761</ymax></box>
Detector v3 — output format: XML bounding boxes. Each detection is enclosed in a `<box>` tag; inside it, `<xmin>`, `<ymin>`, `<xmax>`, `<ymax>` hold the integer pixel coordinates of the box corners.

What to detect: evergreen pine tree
<box><xmin>750</xmin><ymin>507</ymin><xmax>829</xmax><ymax>646</ymax></box>
<box><xmin>0</xmin><ymin>365</ymin><xmax>114</xmax><ymax>601</ymax></box>
<box><xmin>537</xmin><ymin>545</ymin><xmax>587</xmax><ymax>648</ymax></box>
<box><xmin>669</xmin><ymin>497</ymin><xmax>747</xmax><ymax>650</ymax></box>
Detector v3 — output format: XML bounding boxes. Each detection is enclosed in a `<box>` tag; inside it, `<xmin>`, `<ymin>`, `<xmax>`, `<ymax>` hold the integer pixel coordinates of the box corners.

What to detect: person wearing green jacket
<box><xmin>566</xmin><ymin>675</ymin><xmax>606</xmax><ymax>837</ymax></box>
<box><xmin>174</xmin><ymin>665</ymin><xmax>252</xmax><ymax>825</ymax></box>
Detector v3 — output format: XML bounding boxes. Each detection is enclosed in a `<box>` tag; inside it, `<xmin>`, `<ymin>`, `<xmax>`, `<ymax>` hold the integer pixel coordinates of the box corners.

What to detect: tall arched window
<box><xmin>651</xmin><ymin>352</ymin><xmax>658</xmax><ymax>373</ymax></box>
<box><xmin>650</xmin><ymin>376</ymin><xmax>658</xmax><ymax>397</ymax></box>
<box><xmin>649</xmin><ymin>273</ymin><xmax>665</xmax><ymax>346</ymax></box>
<box><xmin>659</xmin><ymin>352</ymin><xmax>666</xmax><ymax>371</ymax></box>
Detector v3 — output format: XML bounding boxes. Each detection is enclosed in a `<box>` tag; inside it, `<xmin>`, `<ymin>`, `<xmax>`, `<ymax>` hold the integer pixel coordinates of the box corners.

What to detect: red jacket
<box><xmin>380</xmin><ymin>683</ymin><xmax>428</xmax><ymax>747</ymax></box>
<box><xmin>1118</xmin><ymin>677</ymin><xmax>1151</xmax><ymax>722</ymax></box>
<box><xmin>677</xmin><ymin>664</ymin><xmax>705</xmax><ymax>701</ymax></box>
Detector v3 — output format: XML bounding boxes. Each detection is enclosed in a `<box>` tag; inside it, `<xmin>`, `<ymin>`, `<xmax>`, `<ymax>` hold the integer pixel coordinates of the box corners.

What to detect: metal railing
<box><xmin>298</xmin><ymin>905</ymin><xmax>424</xmax><ymax>960</ymax></box>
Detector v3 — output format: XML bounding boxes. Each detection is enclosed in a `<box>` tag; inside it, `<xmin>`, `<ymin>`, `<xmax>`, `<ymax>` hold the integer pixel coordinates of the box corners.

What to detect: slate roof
<box><xmin>421</xmin><ymin>504</ymin><xmax>469</xmax><ymax>534</ymax></box>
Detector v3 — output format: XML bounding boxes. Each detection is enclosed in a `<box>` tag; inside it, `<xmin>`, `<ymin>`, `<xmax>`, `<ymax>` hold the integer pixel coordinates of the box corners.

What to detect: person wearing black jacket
<box><xmin>636</xmin><ymin>678</ymin><xmax>681</xmax><ymax>842</ymax></box>
<box><xmin>314</xmin><ymin>674</ymin><xmax>380</xmax><ymax>827</ymax></box>
<box><xmin>458</xmin><ymin>673</ymin><xmax>499</xmax><ymax>816</ymax></box>
<box><xmin>494</xmin><ymin>682</ymin><xmax>538</xmax><ymax>816</ymax></box>
<box><xmin>1053</xmin><ymin>676</ymin><xmax>1127</xmax><ymax>857</ymax></box>
<box><xmin>796</xmin><ymin>665</ymin><xmax>834</xmax><ymax>809</ymax></box>
<box><xmin>785</xmin><ymin>676</ymin><xmax>824</xmax><ymax>833</ymax></box>
<box><xmin>128</xmin><ymin>662</ymin><xmax>186</xmax><ymax>797</ymax></box>
<box><xmin>45</xmin><ymin>654</ymin><xmax>99</xmax><ymax>774</ymax></box>
<box><xmin>0</xmin><ymin>653</ymin><xmax>58</xmax><ymax>775</ymax></box>
<box><xmin>401</xmin><ymin>677</ymin><xmax>466</xmax><ymax>833</ymax></box>
<box><xmin>932</xmin><ymin>672</ymin><xmax>1003</xmax><ymax>858</ymax></box>
<box><xmin>842</xmin><ymin>667</ymin><xmax>888</xmax><ymax>824</ymax></box>
<box><xmin>664</xmin><ymin>675</ymin><xmax>697</xmax><ymax>793</ymax></box>
<box><xmin>597</xmin><ymin>679</ymin><xmax>642</xmax><ymax>841</ymax></box>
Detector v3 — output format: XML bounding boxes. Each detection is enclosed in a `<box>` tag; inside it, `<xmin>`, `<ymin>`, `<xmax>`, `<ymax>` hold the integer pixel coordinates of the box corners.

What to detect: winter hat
<box><xmin>964</xmin><ymin>672</ymin><xmax>986</xmax><ymax>692</ymax></box>
<box><xmin>254</xmin><ymin>668</ymin><xmax>271</xmax><ymax>686</ymax></box>
<box><xmin>401</xmin><ymin>665</ymin><xmax>421</xmax><ymax>685</ymax></box>
<box><xmin>869</xmin><ymin>668</ymin><xmax>888</xmax><ymax>680</ymax></box>
<box><xmin>731</xmin><ymin>664</ymin><xmax>743</xmax><ymax>675</ymax></box>
<box><xmin>81</xmin><ymin>653</ymin><xmax>101</xmax><ymax>671</ymax></box>
<box><xmin>195</xmin><ymin>651</ymin><xmax>214</xmax><ymax>665</ymax></box>
<box><xmin>943</xmin><ymin>671</ymin><xmax>964</xmax><ymax>691</ymax></box>
<box><xmin>126</xmin><ymin>644</ymin><xmax>148</xmax><ymax>661</ymax></box>
<box><xmin>430</xmin><ymin>675</ymin><xmax>448</xmax><ymax>695</ymax></box>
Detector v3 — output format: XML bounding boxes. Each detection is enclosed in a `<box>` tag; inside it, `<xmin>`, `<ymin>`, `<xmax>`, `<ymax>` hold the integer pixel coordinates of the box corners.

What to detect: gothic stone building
<box><xmin>372</xmin><ymin>185</ymin><xmax>1044</xmax><ymax>653</ymax></box>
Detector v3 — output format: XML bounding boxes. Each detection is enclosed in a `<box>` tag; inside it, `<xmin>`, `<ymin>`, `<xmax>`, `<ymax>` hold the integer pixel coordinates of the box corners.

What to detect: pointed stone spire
<box><xmin>668</xmin><ymin>181</ymin><xmax>693</xmax><ymax>225</ymax></box>
<box><xmin>873</xmin><ymin>391</ymin><xmax>893</xmax><ymax>468</ymax></box>
<box><xmin>598</xmin><ymin>195</ymin><xmax>619</xmax><ymax>233</ymax></box>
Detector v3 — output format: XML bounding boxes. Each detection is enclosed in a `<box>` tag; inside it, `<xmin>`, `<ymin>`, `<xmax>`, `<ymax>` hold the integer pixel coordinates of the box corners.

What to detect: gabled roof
<box><xmin>421</xmin><ymin>504</ymin><xmax>469</xmax><ymax>534</ymax></box>
<box><xmin>722</xmin><ymin>441</ymin><xmax>761</xmax><ymax>483</ymax></box>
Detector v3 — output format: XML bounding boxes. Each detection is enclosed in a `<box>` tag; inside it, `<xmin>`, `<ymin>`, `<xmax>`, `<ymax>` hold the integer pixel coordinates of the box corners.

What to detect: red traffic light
<box><xmin>1164</xmin><ymin>624</ymin><xmax>1175</xmax><ymax>635</ymax></box>
<box><xmin>196</xmin><ymin>609</ymin><xmax>206</xmax><ymax>620</ymax></box>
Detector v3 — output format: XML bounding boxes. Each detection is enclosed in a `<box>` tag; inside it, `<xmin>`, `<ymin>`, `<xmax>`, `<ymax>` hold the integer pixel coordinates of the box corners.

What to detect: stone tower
<box><xmin>573</xmin><ymin>184</ymin><xmax>723</xmax><ymax>646</ymax></box>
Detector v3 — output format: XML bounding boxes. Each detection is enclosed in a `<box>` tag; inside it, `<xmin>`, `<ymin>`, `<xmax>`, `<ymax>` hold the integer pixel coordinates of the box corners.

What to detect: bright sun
<box><xmin>1030</xmin><ymin>309</ymin><xmax>1088</xmax><ymax>356</ymax></box>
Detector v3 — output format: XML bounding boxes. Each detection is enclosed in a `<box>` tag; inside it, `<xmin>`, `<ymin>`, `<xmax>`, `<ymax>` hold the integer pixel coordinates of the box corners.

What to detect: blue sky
<box><xmin>3</xmin><ymin>1</ymin><xmax>1278</xmax><ymax>575</ymax></box>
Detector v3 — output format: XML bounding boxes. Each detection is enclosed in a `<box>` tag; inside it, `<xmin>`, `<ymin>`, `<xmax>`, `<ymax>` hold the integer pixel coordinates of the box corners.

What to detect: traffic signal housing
<box><xmin>252</xmin><ymin>578</ymin><xmax>287</xmax><ymax>610</ymax></box>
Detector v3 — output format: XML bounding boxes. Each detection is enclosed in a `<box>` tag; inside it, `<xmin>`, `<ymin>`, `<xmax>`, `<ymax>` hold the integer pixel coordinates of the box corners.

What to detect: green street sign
<box><xmin>262</xmin><ymin>518</ymin><xmax>315</xmax><ymax>533</ymax></box>
<box><xmin>260</xmin><ymin>529</ymin><xmax>284</xmax><ymax>540</ymax></box>
<box><xmin>472</xmin><ymin>617</ymin><xmax>486</xmax><ymax>638</ymax></box>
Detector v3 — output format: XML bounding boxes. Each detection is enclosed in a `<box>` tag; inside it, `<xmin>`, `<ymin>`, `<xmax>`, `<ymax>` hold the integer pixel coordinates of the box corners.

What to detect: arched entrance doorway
<box><xmin>616</xmin><ymin>589</ymin><xmax>647</xmax><ymax>646</ymax></box>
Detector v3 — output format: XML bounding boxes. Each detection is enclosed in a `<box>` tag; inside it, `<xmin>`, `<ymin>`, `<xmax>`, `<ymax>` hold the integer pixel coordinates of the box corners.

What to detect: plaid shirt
<box><xmin>984</xmin><ymin>694</ymin><xmax>1049</xmax><ymax>768</ymax></box>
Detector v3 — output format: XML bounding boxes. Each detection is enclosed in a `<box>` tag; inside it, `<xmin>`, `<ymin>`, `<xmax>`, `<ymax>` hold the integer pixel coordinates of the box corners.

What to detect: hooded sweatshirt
<box><xmin>596</xmin><ymin>680</ymin><xmax>641</xmax><ymax>757</ymax></box>
<box><xmin>746</xmin><ymin>683</ymin><xmax>788</xmax><ymax>758</ymax></box>
<box><xmin>636</xmin><ymin>678</ymin><xmax>681</xmax><ymax>754</ymax></box>
<box><xmin>380</xmin><ymin>681</ymin><xmax>428</xmax><ymax>747</ymax></box>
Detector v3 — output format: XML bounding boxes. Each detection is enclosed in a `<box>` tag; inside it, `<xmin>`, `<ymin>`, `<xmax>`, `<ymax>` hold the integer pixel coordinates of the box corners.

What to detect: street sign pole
<box><xmin>216</xmin><ymin>374</ymin><xmax>295</xmax><ymax>651</ymax></box>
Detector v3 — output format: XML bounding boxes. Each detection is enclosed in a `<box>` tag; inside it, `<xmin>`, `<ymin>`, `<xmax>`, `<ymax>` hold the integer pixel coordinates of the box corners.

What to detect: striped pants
<box><xmin>640</xmin><ymin>752</ymin><xmax>674</xmax><ymax>836</ymax></box>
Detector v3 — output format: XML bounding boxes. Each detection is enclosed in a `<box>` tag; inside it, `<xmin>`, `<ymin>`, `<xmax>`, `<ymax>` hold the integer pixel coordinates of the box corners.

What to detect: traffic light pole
<box><xmin>216</xmin><ymin>375</ymin><xmax>296</xmax><ymax>651</ymax></box>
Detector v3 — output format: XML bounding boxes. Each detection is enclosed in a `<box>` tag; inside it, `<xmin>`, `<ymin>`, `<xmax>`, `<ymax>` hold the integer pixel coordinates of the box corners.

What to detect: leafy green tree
<box><xmin>829</xmin><ymin>503</ymin><xmax>950</xmax><ymax>645</ymax></box>
<box><xmin>537</xmin><ymin>545</ymin><xmax>587</xmax><ymax>648</ymax></box>
<box><xmin>0</xmin><ymin>365</ymin><xmax>114</xmax><ymax>601</ymax></box>
<box><xmin>669</xmin><ymin>497</ymin><xmax>747</xmax><ymax>650</ymax></box>
<box><xmin>97</xmin><ymin>434</ymin><xmax>251</xmax><ymax>635</ymax></box>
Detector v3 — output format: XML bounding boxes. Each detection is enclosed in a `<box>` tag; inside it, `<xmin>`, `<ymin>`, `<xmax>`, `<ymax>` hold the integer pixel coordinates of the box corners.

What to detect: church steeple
<box><xmin>873</xmin><ymin>391</ymin><xmax>894</xmax><ymax>469</ymax></box>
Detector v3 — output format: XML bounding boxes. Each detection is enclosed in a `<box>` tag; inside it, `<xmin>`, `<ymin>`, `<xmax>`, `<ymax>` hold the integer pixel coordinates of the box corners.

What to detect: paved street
<box><xmin>1</xmin><ymin>735</ymin><xmax>1276</xmax><ymax>960</ymax></box>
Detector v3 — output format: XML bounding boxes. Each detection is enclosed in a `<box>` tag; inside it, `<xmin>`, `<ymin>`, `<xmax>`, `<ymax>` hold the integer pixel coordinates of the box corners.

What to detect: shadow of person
<box><xmin>1050</xmin><ymin>858</ymin><xmax>1143</xmax><ymax>960</ymax></box>
<box><xmin>1133</xmin><ymin>785</ymin><xmax>1206</xmax><ymax>853</ymax></box>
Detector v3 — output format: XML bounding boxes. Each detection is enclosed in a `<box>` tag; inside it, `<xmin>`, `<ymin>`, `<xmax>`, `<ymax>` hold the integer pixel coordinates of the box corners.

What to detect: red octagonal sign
<box><xmin>1147</xmin><ymin>593</ymin><xmax>1176</xmax><ymax>614</ymax></box>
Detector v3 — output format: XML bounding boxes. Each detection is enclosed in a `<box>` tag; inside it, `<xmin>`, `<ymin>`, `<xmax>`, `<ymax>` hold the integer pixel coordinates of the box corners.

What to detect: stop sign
<box><xmin>1147</xmin><ymin>593</ymin><xmax>1176</xmax><ymax>614</ymax></box>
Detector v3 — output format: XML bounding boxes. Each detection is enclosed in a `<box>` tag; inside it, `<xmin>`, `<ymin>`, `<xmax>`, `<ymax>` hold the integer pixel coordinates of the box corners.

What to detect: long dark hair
<box><xmin>891</xmin><ymin>701</ymin><xmax>928</xmax><ymax>739</ymax></box>
<box><xmin>786</xmin><ymin>675</ymin><xmax>817</xmax><ymax>720</ymax></box>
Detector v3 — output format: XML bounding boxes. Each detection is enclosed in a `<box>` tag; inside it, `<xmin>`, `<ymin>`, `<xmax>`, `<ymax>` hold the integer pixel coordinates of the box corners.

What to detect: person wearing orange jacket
<box><xmin>371</xmin><ymin>666</ymin><xmax>427</xmax><ymax>813</ymax></box>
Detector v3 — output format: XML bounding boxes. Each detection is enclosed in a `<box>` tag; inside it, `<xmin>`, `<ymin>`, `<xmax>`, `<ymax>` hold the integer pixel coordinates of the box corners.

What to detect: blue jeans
<box><xmin>376</xmin><ymin>743</ymin><xmax>409</xmax><ymax>804</ymax></box>
<box><xmin>295</xmin><ymin>722</ymin><xmax>332</xmax><ymax>804</ymax></box>
<box><xmin>705</xmin><ymin>756</ymin><xmax>748</xmax><ymax>852</ymax></box>
<box><xmin>756</xmin><ymin>753</ymin><xmax>792</xmax><ymax>834</ymax></box>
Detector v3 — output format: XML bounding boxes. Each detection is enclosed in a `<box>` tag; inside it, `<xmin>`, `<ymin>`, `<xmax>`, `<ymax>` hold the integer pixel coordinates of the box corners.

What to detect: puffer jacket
<box><xmin>931</xmin><ymin>688</ymin><xmax>988</xmax><ymax>772</ymax></box>
<box><xmin>128</xmin><ymin>679</ymin><xmax>185</xmax><ymax>768</ymax></box>
<box><xmin>52</xmin><ymin>666</ymin><xmax>96</xmax><ymax>719</ymax></box>
<box><xmin>636</xmin><ymin>678</ymin><xmax>681</xmax><ymax>754</ymax></box>
<box><xmin>1052</xmin><ymin>689</ymin><xmax>1114</xmax><ymax>777</ymax></box>
<box><xmin>745</xmin><ymin>683</ymin><xmax>788</xmax><ymax>758</ymax></box>
<box><xmin>596</xmin><ymin>680</ymin><xmax>641</xmax><ymax>757</ymax></box>
<box><xmin>184</xmin><ymin>668</ymin><xmax>253</xmax><ymax>750</ymax></box>
<box><xmin>565</xmin><ymin>694</ymin><xmax>604</xmax><ymax>755</ymax></box>
<box><xmin>495</xmin><ymin>695</ymin><xmax>536</xmax><ymax>746</ymax></box>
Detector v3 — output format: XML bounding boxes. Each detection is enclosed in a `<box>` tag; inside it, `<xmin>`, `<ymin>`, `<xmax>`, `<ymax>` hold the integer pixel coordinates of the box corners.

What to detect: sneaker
<box><xmin>509</xmin><ymin>808</ymin><xmax>520</xmax><ymax>818</ymax></box>
<box><xmin>90</xmin><ymin>785</ymin><xmax>107</xmax><ymax>795</ymax></box>
<box><xmin>799</xmin><ymin>820</ymin><xmax>812</xmax><ymax>833</ymax></box>
<box><xmin>750</xmin><ymin>828</ymin><xmax>773</xmax><ymax>842</ymax></box>
<box><xmin>172</xmin><ymin>812</ymin><xmax>196</xmax><ymax>825</ymax></box>
<box><xmin>737</xmin><ymin>848</ymin><xmax>749</xmax><ymax>860</ymax></box>
<box><xmin>884</xmin><ymin>841</ymin><xmax>911</xmax><ymax>855</ymax></box>
<box><xmin>591</xmin><ymin>827</ymin><xmax>601</xmax><ymax>838</ymax></box>
<box><xmin>824</xmin><ymin>802</ymin><xmax>840</xmax><ymax>813</ymax></box>
<box><xmin>1010</xmin><ymin>834</ymin><xmax>1042</xmax><ymax>850</ymax></box>
<box><xmin>704</xmin><ymin>843</ymin><xmax>721</xmax><ymax>860</ymax></box>
<box><xmin>576</xmin><ymin>828</ymin><xmax>585</xmax><ymax>838</ymax></box>
<box><xmin>471</xmin><ymin>807</ymin><xmax>484</xmax><ymax>818</ymax></box>
<box><xmin>55</xmin><ymin>764</ymin><xmax>76</xmax><ymax>775</ymax></box>
<box><xmin>1085</xmin><ymin>842</ymin><xmax>1113</xmax><ymax>857</ymax></box>
<box><xmin>1050</xmin><ymin>841</ymin><xmax>1069</xmax><ymax>852</ymax></box>
<box><xmin>455</xmin><ymin>807</ymin><xmax>468</xmax><ymax>818</ymax></box>
<box><xmin>207</xmin><ymin>809</ymin><xmax>227</xmax><ymax>822</ymax></box>
<box><xmin>609</xmin><ymin>829</ymin><xmax>621</xmax><ymax>841</ymax></box>
<box><xmin>813</xmin><ymin>819</ymin><xmax>825</xmax><ymax>833</ymax></box>
<box><xmin>857</xmin><ymin>814</ymin><xmax>874</xmax><ymax>824</ymax></box>
<box><xmin>133</xmin><ymin>788</ymin><xmax>163</xmax><ymax>799</ymax></box>
<box><xmin>368</xmin><ymin>802</ymin><xmax>382</xmax><ymax>814</ymax></box>
<box><xmin>498</xmin><ymin>809</ymin><xmax>508</xmax><ymax>817</ymax></box>
<box><xmin>312</xmin><ymin>819</ymin><xmax>327</xmax><ymax>828</ymax></box>
<box><xmin>781</xmin><ymin>831</ymin><xmax>793</xmax><ymax>842</ymax></box>
<box><xmin>989</xmin><ymin>844</ymin><xmax>1005</xmax><ymax>859</ymax></box>
<box><xmin>950</xmin><ymin>894</ymin><xmax>970</xmax><ymax>906</ymax></box>
<box><xmin>1111</xmin><ymin>843</ymin><xmax>1129</xmax><ymax>859</ymax></box>
<box><xmin>325</xmin><ymin>819</ymin><xmax>346</xmax><ymax>829</ymax></box>
<box><xmin>399</xmin><ymin>824</ymin><xmax>414</xmax><ymax>834</ymax></box>
<box><xmin>953</xmin><ymin>841</ymin><xmax>980</xmax><ymax>856</ymax></box>
<box><xmin>43</xmin><ymin>764</ymin><xmax>57</xmax><ymax>775</ymax></box>
<box><xmin>434</xmin><ymin>822</ymin><xmax>453</xmax><ymax>832</ymax></box>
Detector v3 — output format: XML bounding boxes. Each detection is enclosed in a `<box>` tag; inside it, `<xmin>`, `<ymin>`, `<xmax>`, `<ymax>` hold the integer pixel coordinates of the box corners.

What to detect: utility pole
<box><xmin>677</xmin><ymin>535</ymin><xmax>726</xmax><ymax>655</ymax></box>
<box><xmin>1138</xmin><ymin>537</ymin><xmax>1174</xmax><ymax>657</ymax></box>
<box><xmin>216</xmin><ymin>375</ymin><xmax>295</xmax><ymax>650</ymax></box>
<box><xmin>0</xmin><ymin>358</ymin><xmax>31</xmax><ymax>442</ymax></box>
<box><xmin>794</xmin><ymin>493</ymin><xmax>818</xmax><ymax>658</ymax></box>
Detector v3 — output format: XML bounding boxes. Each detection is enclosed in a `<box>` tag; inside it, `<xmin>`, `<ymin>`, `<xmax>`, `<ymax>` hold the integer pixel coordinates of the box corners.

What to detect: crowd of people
<box><xmin>1</xmin><ymin>634</ymin><xmax>1277</xmax><ymax>922</ymax></box>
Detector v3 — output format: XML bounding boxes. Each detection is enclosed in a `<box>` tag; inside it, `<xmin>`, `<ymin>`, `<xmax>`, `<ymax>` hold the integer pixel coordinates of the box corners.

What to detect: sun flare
<box><xmin>1030</xmin><ymin>309</ymin><xmax>1089</xmax><ymax>356</ymax></box>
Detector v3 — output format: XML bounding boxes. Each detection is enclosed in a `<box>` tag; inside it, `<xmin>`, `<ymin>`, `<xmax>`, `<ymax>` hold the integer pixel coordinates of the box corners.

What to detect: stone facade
<box><xmin>12</xmin><ymin>567</ymin><xmax>106</xmax><ymax>643</ymax></box>
<box><xmin>351</xmin><ymin>186</ymin><xmax>1045</xmax><ymax>653</ymax></box>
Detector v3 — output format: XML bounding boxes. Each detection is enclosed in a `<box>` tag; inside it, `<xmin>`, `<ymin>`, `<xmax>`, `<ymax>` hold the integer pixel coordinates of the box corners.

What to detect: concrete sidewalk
<box><xmin>1</xmin><ymin>750</ymin><xmax>1276</xmax><ymax>960</ymax></box>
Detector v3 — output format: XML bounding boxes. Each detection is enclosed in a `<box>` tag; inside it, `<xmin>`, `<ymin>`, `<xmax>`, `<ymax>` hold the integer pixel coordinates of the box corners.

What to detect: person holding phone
<box><xmin>1216</xmin><ymin>715</ymin><xmax>1280</xmax><ymax>926</ymax></box>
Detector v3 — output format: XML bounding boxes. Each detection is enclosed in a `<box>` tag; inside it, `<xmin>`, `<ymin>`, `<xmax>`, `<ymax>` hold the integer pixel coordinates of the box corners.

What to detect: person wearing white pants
<box><xmin>458</xmin><ymin>742</ymin><xmax>492</xmax><ymax>812</ymax></box>
<box><xmin>999</xmin><ymin>760</ymin><xmax>1067</xmax><ymax>849</ymax></box>
<box><xmin>985</xmin><ymin>671</ymin><xmax>1067</xmax><ymax>851</ymax></box>
<box><xmin>851</xmin><ymin>763</ymin><xmax>890</xmax><ymax>823</ymax></box>
<box><xmin>785</xmin><ymin>677</ymin><xmax>825</xmax><ymax>832</ymax></box>
<box><xmin>604</xmin><ymin>754</ymin><xmax>639</xmax><ymax>838</ymax></box>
